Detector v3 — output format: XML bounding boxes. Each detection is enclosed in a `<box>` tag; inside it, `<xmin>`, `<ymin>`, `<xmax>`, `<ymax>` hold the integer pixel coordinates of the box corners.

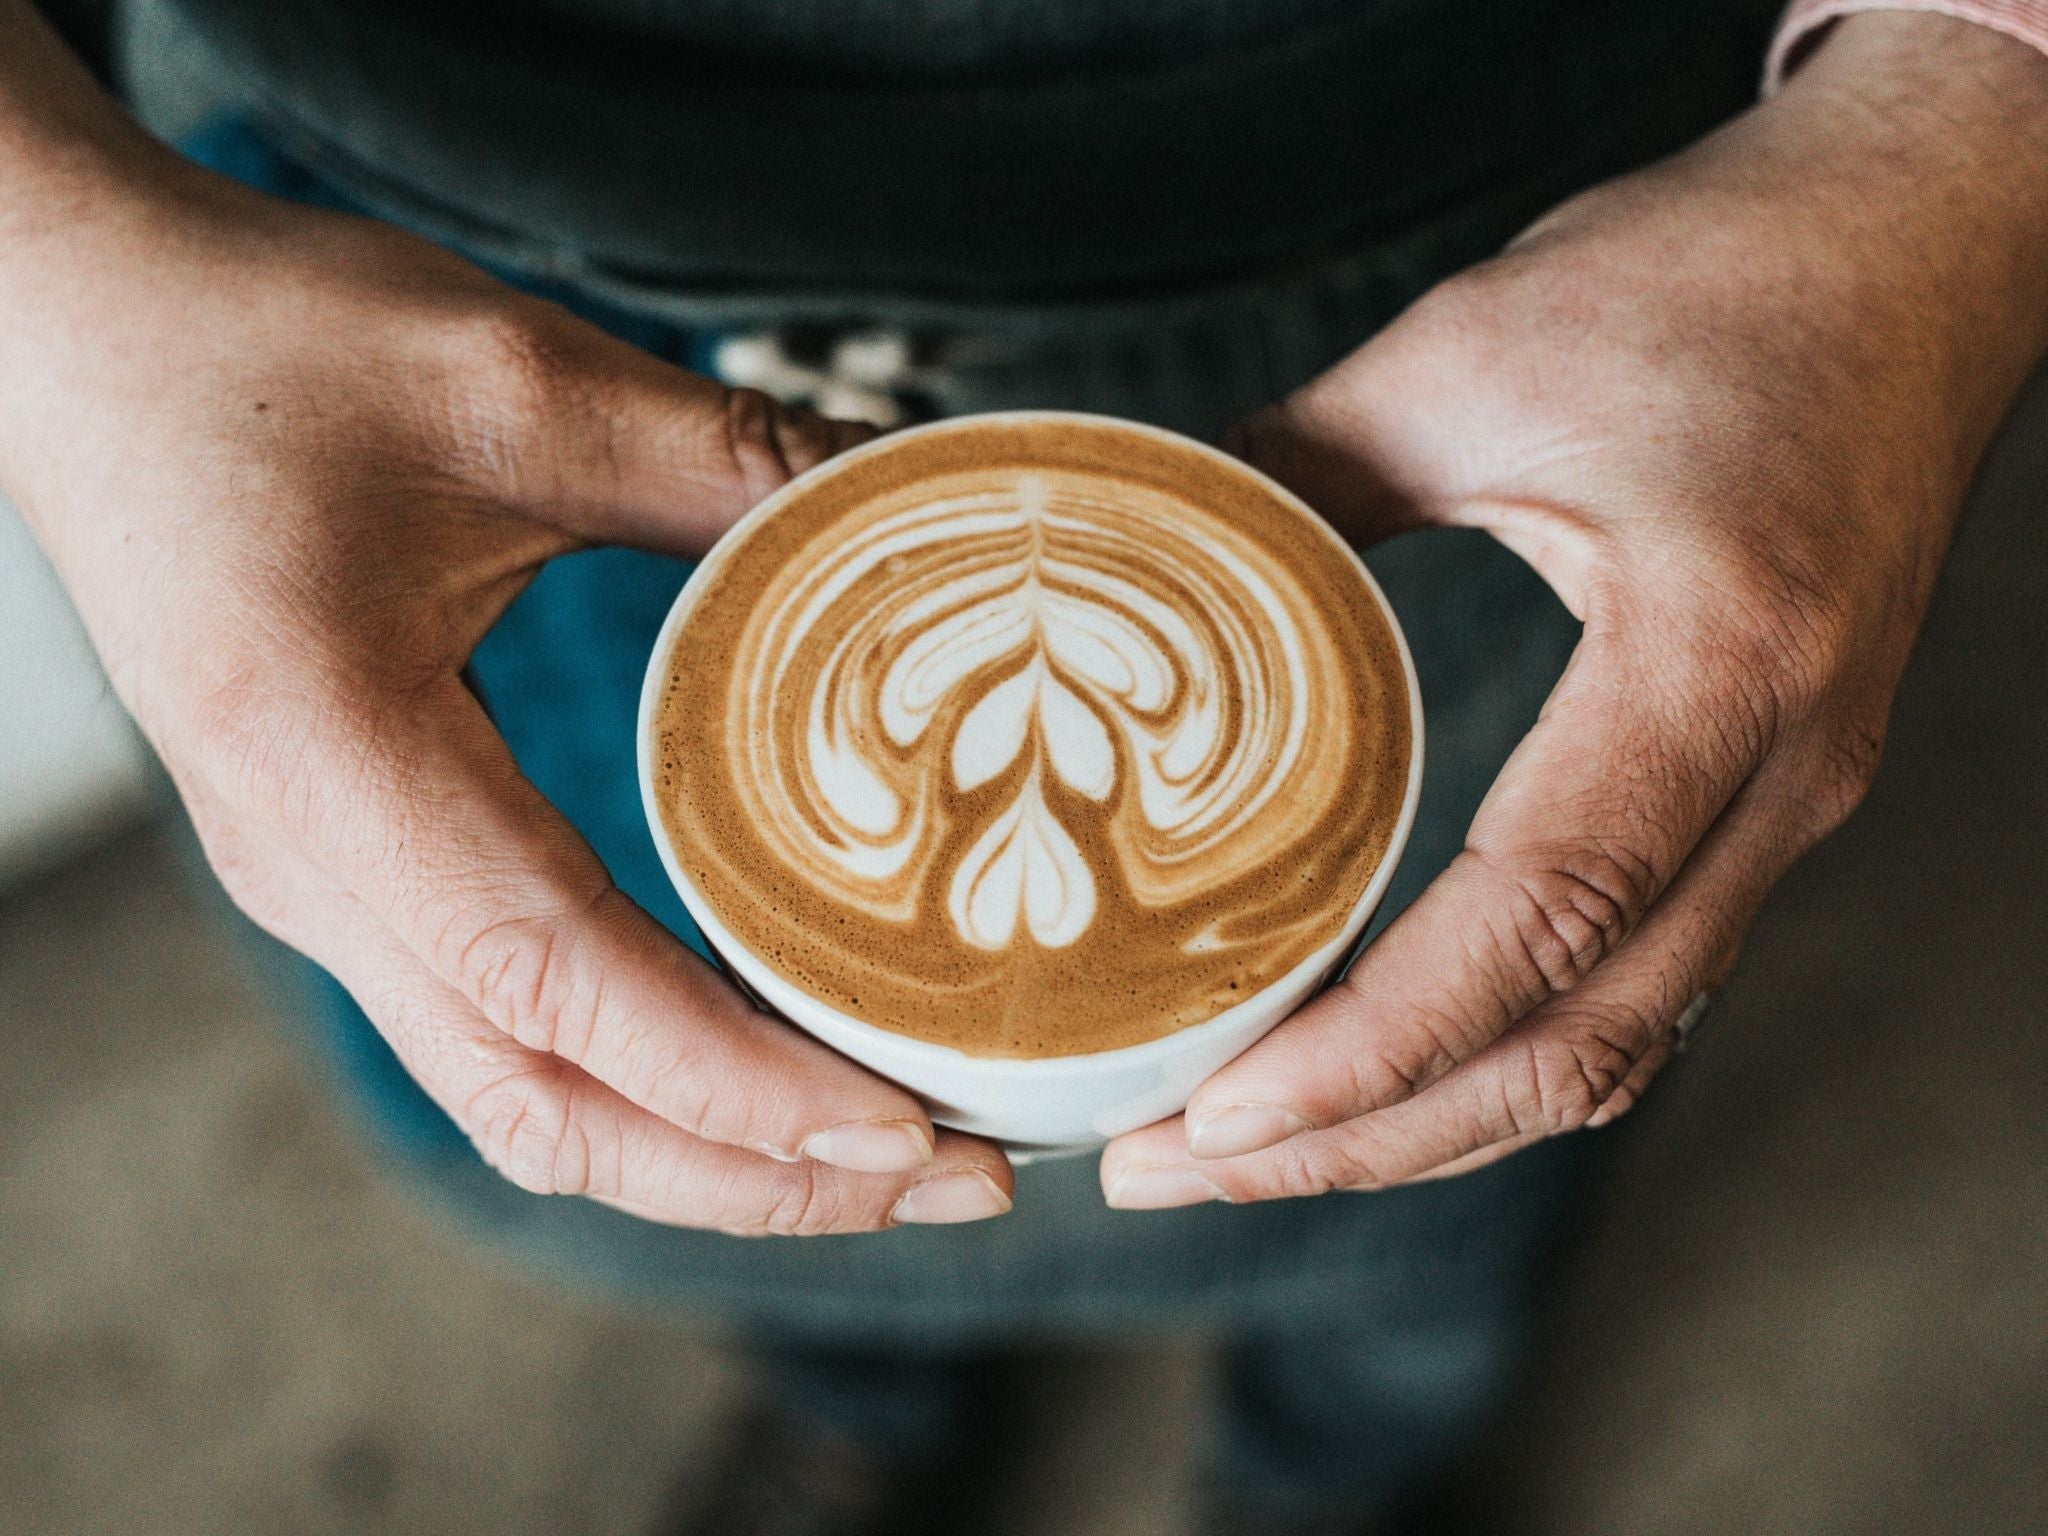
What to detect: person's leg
<box><xmin>653</xmin><ymin>1333</ymin><xmax>1000</xmax><ymax>1536</ymax></box>
<box><xmin>748</xmin><ymin>1334</ymin><xmax>992</xmax><ymax>1461</ymax></box>
<box><xmin>1207</xmin><ymin>1323</ymin><xmax>1515</xmax><ymax>1533</ymax></box>
<box><xmin>1198</xmin><ymin>1132</ymin><xmax>1602</xmax><ymax>1534</ymax></box>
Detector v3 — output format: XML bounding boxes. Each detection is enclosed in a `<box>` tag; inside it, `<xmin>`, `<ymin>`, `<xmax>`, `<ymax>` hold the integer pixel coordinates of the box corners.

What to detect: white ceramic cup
<box><xmin>637</xmin><ymin>412</ymin><xmax>1424</xmax><ymax>1154</ymax></box>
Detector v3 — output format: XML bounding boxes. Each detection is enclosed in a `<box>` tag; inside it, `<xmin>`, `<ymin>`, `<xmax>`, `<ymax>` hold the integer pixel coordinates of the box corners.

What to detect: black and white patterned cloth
<box><xmin>713</xmin><ymin>327</ymin><xmax>941</xmax><ymax>427</ymax></box>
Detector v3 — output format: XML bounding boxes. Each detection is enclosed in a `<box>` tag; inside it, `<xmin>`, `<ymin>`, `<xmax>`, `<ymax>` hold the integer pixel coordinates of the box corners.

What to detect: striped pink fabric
<box><xmin>1768</xmin><ymin>0</ymin><xmax>2048</xmax><ymax>89</ymax></box>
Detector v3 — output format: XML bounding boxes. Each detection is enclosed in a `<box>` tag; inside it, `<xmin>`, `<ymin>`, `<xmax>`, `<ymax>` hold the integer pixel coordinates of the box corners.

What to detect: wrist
<box><xmin>0</xmin><ymin>1</ymin><xmax>216</xmax><ymax>237</ymax></box>
<box><xmin>1758</xmin><ymin>13</ymin><xmax>2048</xmax><ymax>441</ymax></box>
<box><xmin>1499</xmin><ymin>10</ymin><xmax>2048</xmax><ymax>516</ymax></box>
<box><xmin>0</xmin><ymin>4</ymin><xmax>249</xmax><ymax>520</ymax></box>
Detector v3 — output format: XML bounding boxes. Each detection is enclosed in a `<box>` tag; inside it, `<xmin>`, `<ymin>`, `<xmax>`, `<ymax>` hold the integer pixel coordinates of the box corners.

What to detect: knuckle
<box><xmin>189</xmin><ymin>812</ymin><xmax>303</xmax><ymax>942</ymax></box>
<box><xmin>625</xmin><ymin>1044</ymin><xmax>719</xmax><ymax>1136</ymax></box>
<box><xmin>1314</xmin><ymin>983</ymin><xmax>1461</xmax><ymax>1112</ymax></box>
<box><xmin>1332</xmin><ymin>1154</ymin><xmax>1397</xmax><ymax>1195</ymax></box>
<box><xmin>1521</xmin><ymin>1020</ymin><xmax>1645</xmax><ymax>1135</ymax></box>
<box><xmin>462</xmin><ymin>307</ymin><xmax>581</xmax><ymax>408</ymax></box>
<box><xmin>1488</xmin><ymin>842</ymin><xmax>1654</xmax><ymax>999</ymax></box>
<box><xmin>1350</xmin><ymin>995</ymin><xmax>1474</xmax><ymax>1107</ymax></box>
<box><xmin>714</xmin><ymin>386</ymin><xmax>826</xmax><ymax>503</ymax></box>
<box><xmin>446</xmin><ymin>889</ymin><xmax>611</xmax><ymax>1058</ymax></box>
<box><xmin>1380</xmin><ymin>273</ymin><xmax>1494</xmax><ymax>376</ymax></box>
<box><xmin>1713</xmin><ymin>543</ymin><xmax>1856</xmax><ymax>719</ymax></box>
<box><xmin>465</xmin><ymin>1066</ymin><xmax>598</xmax><ymax>1197</ymax></box>
<box><xmin>741</xmin><ymin>1167</ymin><xmax>855</xmax><ymax>1239</ymax></box>
<box><xmin>1269</xmin><ymin>1134</ymin><xmax>1374</xmax><ymax>1199</ymax></box>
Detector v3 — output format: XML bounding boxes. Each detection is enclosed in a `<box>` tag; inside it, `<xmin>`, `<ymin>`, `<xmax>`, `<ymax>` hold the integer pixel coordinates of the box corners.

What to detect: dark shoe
<box><xmin>647</xmin><ymin>1402</ymin><xmax>978</xmax><ymax>1536</ymax></box>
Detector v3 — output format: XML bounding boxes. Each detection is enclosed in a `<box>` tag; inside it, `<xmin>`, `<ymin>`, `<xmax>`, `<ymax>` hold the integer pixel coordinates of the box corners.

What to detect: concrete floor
<box><xmin>5</xmin><ymin>376</ymin><xmax>2046</xmax><ymax>1535</ymax></box>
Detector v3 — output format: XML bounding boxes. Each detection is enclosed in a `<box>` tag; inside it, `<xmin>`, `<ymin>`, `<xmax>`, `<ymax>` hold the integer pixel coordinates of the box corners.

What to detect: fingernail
<box><xmin>1186</xmin><ymin>1103</ymin><xmax>1310</xmax><ymax>1160</ymax></box>
<box><xmin>1105</xmin><ymin>1165</ymin><xmax>1230</xmax><ymax>1211</ymax></box>
<box><xmin>800</xmin><ymin>1117</ymin><xmax>935</xmax><ymax>1174</ymax></box>
<box><xmin>891</xmin><ymin>1169</ymin><xmax>1012</xmax><ymax>1226</ymax></box>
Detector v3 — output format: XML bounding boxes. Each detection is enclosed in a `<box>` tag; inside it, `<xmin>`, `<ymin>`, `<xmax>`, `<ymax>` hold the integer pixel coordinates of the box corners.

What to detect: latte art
<box><xmin>740</xmin><ymin>471</ymin><xmax>1335</xmax><ymax>957</ymax></box>
<box><xmin>653</xmin><ymin>417</ymin><xmax>1413</xmax><ymax>1057</ymax></box>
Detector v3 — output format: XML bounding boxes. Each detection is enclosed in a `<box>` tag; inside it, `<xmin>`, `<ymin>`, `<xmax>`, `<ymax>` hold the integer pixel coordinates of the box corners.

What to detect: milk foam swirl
<box><xmin>728</xmin><ymin>472</ymin><xmax>1341</xmax><ymax>953</ymax></box>
<box><xmin>654</xmin><ymin>418</ymin><xmax>1412</xmax><ymax>1056</ymax></box>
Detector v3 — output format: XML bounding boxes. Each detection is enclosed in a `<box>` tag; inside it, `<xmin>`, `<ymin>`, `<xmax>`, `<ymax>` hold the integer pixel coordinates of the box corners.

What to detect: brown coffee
<box><xmin>650</xmin><ymin>416</ymin><xmax>1412</xmax><ymax>1057</ymax></box>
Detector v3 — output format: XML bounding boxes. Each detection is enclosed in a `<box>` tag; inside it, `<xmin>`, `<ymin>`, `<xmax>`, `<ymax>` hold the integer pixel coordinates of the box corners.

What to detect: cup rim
<box><xmin>635</xmin><ymin>409</ymin><xmax>1426</xmax><ymax>1080</ymax></box>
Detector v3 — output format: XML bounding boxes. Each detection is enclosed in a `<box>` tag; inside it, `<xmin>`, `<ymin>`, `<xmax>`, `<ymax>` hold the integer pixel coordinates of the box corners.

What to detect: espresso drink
<box><xmin>650</xmin><ymin>416</ymin><xmax>1412</xmax><ymax>1057</ymax></box>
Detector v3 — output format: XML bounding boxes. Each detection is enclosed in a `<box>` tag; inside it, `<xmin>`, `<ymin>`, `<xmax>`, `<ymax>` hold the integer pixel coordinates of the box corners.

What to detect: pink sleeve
<box><xmin>1767</xmin><ymin>0</ymin><xmax>2048</xmax><ymax>90</ymax></box>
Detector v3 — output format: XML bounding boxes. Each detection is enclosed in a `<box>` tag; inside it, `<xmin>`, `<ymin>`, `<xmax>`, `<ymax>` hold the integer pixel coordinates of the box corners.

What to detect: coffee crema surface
<box><xmin>651</xmin><ymin>418</ymin><xmax>1412</xmax><ymax>1056</ymax></box>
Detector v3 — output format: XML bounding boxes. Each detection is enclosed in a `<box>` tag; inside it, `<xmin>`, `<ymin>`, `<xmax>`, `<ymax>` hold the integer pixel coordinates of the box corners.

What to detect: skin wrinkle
<box><xmin>449</xmin><ymin>885</ymin><xmax>698</xmax><ymax>1116</ymax></box>
<box><xmin>546</xmin><ymin>1077</ymin><xmax>598</xmax><ymax>1198</ymax></box>
<box><xmin>760</xmin><ymin>1165</ymin><xmax>840</xmax><ymax>1239</ymax></box>
<box><xmin>469</xmin><ymin>915</ymin><xmax>574</xmax><ymax>1056</ymax></box>
<box><xmin>0</xmin><ymin>98</ymin><xmax>977</xmax><ymax>1219</ymax></box>
<box><xmin>1558</xmin><ymin>1023</ymin><xmax>1641</xmax><ymax>1121</ymax></box>
<box><xmin>1503</xmin><ymin>1039</ymin><xmax>1555</xmax><ymax>1142</ymax></box>
<box><xmin>609</xmin><ymin>998</ymin><xmax>718</xmax><ymax>1131</ymax></box>
<box><xmin>1341</xmin><ymin>990</ymin><xmax>1455</xmax><ymax>1104</ymax></box>
<box><xmin>1124</xmin><ymin>714</ymin><xmax>1815</xmax><ymax>1193</ymax></box>
<box><xmin>1351</xmin><ymin>888</ymin><xmax>1531</xmax><ymax>1097</ymax></box>
<box><xmin>445</xmin><ymin>311</ymin><xmax>595</xmax><ymax>492</ymax></box>
<box><xmin>720</xmin><ymin>385</ymin><xmax>801</xmax><ymax>507</ymax></box>
<box><xmin>463</xmin><ymin>1059</ymin><xmax>564</xmax><ymax>1193</ymax></box>
<box><xmin>1491</xmin><ymin>853</ymin><xmax>1637</xmax><ymax>998</ymax></box>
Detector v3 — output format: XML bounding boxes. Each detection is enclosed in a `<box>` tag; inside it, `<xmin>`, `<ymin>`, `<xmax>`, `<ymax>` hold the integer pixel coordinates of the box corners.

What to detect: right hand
<box><xmin>1</xmin><ymin>162</ymin><xmax>1014</xmax><ymax>1233</ymax></box>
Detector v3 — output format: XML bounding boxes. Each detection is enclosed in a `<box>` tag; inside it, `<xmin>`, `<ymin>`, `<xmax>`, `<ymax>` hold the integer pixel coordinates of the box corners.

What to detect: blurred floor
<box><xmin>4</xmin><ymin>374</ymin><xmax>2046</xmax><ymax>1536</ymax></box>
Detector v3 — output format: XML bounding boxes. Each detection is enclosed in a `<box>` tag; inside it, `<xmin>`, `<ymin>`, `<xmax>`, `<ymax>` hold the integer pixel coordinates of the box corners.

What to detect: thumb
<box><xmin>1224</xmin><ymin>378</ymin><xmax>1432</xmax><ymax>550</ymax></box>
<box><xmin>513</xmin><ymin>314</ymin><xmax>878</xmax><ymax>557</ymax></box>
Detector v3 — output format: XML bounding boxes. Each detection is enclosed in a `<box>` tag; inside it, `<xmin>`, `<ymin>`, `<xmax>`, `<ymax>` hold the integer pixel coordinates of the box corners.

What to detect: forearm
<box><xmin>1768</xmin><ymin>13</ymin><xmax>2048</xmax><ymax>467</ymax></box>
<box><xmin>1715</xmin><ymin>10</ymin><xmax>2048</xmax><ymax>506</ymax></box>
<box><xmin>0</xmin><ymin>5</ymin><xmax>208</xmax><ymax>500</ymax></box>
<box><xmin>1495</xmin><ymin>11</ymin><xmax>2048</xmax><ymax>538</ymax></box>
<box><xmin>0</xmin><ymin>0</ymin><xmax>206</xmax><ymax>230</ymax></box>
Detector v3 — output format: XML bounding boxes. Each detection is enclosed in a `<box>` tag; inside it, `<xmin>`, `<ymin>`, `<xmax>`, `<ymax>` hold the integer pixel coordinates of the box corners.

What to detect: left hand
<box><xmin>1103</xmin><ymin>13</ymin><xmax>2048</xmax><ymax>1206</ymax></box>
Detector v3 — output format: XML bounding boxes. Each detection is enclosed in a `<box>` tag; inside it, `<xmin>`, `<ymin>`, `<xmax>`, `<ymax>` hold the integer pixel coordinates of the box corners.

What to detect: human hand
<box><xmin>1102</xmin><ymin>14</ymin><xmax>2048</xmax><ymax>1205</ymax></box>
<box><xmin>2</xmin><ymin>144</ymin><xmax>1013</xmax><ymax>1233</ymax></box>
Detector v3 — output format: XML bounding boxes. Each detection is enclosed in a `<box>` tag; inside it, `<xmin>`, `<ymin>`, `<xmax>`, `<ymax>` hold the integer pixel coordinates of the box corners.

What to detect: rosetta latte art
<box><xmin>732</xmin><ymin>473</ymin><xmax>1336</xmax><ymax>952</ymax></box>
<box><xmin>654</xmin><ymin>418</ymin><xmax>1410</xmax><ymax>1056</ymax></box>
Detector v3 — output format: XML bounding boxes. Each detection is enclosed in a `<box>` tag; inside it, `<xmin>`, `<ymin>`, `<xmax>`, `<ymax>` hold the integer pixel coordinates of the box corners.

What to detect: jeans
<box><xmin>177</xmin><ymin>85</ymin><xmax>1739</xmax><ymax>1511</ymax></box>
